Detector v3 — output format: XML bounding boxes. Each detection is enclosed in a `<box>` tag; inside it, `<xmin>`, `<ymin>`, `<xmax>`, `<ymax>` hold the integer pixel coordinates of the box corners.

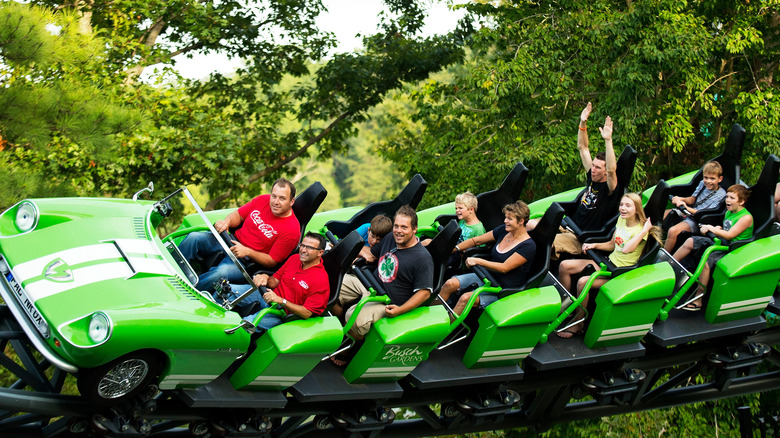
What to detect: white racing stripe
<box><xmin>25</xmin><ymin>262</ymin><xmax>134</xmax><ymax>301</ymax></box>
<box><xmin>115</xmin><ymin>239</ymin><xmax>161</xmax><ymax>256</ymax></box>
<box><xmin>720</xmin><ymin>297</ymin><xmax>771</xmax><ymax>309</ymax></box>
<box><xmin>12</xmin><ymin>244</ymin><xmax>121</xmax><ymax>281</ymax></box>
<box><xmin>249</xmin><ymin>376</ymin><xmax>303</xmax><ymax>385</ymax></box>
<box><xmin>718</xmin><ymin>303</ymin><xmax>770</xmax><ymax>316</ymax></box>
<box><xmin>10</xmin><ymin>238</ymin><xmax>173</xmax><ymax>301</ymax></box>
<box><xmin>159</xmin><ymin>374</ymin><xmax>220</xmax><ymax>389</ymax></box>
<box><xmin>482</xmin><ymin>347</ymin><xmax>534</xmax><ymax>357</ymax></box>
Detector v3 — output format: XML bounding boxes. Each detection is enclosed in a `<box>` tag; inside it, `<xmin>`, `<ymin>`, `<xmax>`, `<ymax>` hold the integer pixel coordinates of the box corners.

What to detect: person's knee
<box><xmin>443</xmin><ymin>277</ymin><xmax>460</xmax><ymax>293</ymax></box>
<box><xmin>559</xmin><ymin>261</ymin><xmax>576</xmax><ymax>276</ymax></box>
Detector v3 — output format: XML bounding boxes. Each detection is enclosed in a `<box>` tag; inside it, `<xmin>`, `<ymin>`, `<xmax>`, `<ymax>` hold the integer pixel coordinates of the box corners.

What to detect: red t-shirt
<box><xmin>235</xmin><ymin>194</ymin><xmax>301</xmax><ymax>263</ymax></box>
<box><xmin>272</xmin><ymin>255</ymin><xmax>330</xmax><ymax>316</ymax></box>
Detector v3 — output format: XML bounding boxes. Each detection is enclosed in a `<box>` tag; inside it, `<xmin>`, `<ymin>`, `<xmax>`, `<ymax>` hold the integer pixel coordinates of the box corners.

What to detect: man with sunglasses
<box><xmin>226</xmin><ymin>232</ymin><xmax>329</xmax><ymax>331</ymax></box>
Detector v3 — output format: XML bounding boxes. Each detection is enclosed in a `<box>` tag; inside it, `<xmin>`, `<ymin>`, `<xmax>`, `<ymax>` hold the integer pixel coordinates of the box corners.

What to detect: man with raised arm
<box><xmin>529</xmin><ymin>102</ymin><xmax>619</xmax><ymax>258</ymax></box>
<box><xmin>180</xmin><ymin>178</ymin><xmax>301</xmax><ymax>291</ymax></box>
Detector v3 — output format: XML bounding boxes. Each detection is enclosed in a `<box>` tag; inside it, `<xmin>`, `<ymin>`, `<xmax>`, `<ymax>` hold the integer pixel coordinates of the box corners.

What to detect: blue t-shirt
<box><xmin>356</xmin><ymin>223</ymin><xmax>371</xmax><ymax>246</ymax></box>
<box><xmin>489</xmin><ymin>225</ymin><xmax>537</xmax><ymax>289</ymax></box>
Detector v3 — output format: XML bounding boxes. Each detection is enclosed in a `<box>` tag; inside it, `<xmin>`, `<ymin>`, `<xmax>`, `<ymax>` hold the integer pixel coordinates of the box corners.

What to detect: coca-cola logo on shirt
<box><xmin>250</xmin><ymin>211</ymin><xmax>277</xmax><ymax>238</ymax></box>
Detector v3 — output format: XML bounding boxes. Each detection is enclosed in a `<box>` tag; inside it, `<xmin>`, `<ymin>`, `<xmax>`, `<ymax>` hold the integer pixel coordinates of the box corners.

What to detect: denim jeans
<box><xmin>221</xmin><ymin>284</ymin><xmax>283</xmax><ymax>331</ymax></box>
<box><xmin>179</xmin><ymin>232</ymin><xmax>248</xmax><ymax>292</ymax></box>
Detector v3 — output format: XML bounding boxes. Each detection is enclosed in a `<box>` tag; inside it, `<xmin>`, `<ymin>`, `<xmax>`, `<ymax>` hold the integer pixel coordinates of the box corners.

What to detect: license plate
<box><xmin>0</xmin><ymin>256</ymin><xmax>50</xmax><ymax>338</ymax></box>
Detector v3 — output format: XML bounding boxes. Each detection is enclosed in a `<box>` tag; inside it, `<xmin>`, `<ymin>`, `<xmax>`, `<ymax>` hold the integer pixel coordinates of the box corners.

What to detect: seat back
<box><xmin>644</xmin><ymin>179</ymin><xmax>670</xmax><ymax>224</ymax></box>
<box><xmin>424</xmin><ymin>219</ymin><xmax>462</xmax><ymax>293</ymax></box>
<box><xmin>475</xmin><ymin>162</ymin><xmax>529</xmax><ymax>230</ymax></box>
<box><xmin>292</xmin><ymin>182</ymin><xmax>328</xmax><ymax>238</ymax></box>
<box><xmin>325</xmin><ymin>174</ymin><xmax>427</xmax><ymax>239</ymax></box>
<box><xmin>667</xmin><ymin>124</ymin><xmax>745</xmax><ymax>205</ymax></box>
<box><xmin>322</xmin><ymin>230</ymin><xmax>364</xmax><ymax>311</ymax></box>
<box><xmin>735</xmin><ymin>154</ymin><xmax>780</xmax><ymax>246</ymax></box>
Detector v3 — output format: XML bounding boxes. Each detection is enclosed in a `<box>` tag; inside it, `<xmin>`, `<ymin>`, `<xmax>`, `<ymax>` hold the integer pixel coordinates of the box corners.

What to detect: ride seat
<box><xmin>325</xmin><ymin>174</ymin><xmax>427</xmax><ymax>241</ymax></box>
<box><xmin>707</xmin><ymin>234</ymin><xmax>780</xmax><ymax>324</ymax></box>
<box><xmin>434</xmin><ymin>161</ymin><xmax>529</xmax><ymax>231</ymax></box>
<box><xmin>203</xmin><ymin>182</ymin><xmax>329</xmax><ymax>277</ymax></box>
<box><xmin>663</xmin><ymin>123</ymin><xmax>746</xmax><ymax>231</ymax></box>
<box><xmin>424</xmin><ymin>220</ymin><xmax>462</xmax><ymax>295</ymax></box>
<box><xmin>584</xmin><ymin>262</ymin><xmax>675</xmax><ymax>348</ymax></box>
<box><xmin>585</xmin><ymin>184</ymin><xmax>666</xmax><ymax>276</ymax></box>
<box><xmin>471</xmin><ymin>202</ymin><xmax>565</xmax><ymax>299</ymax></box>
<box><xmin>227</xmin><ymin>230</ymin><xmax>361</xmax><ymax>391</ymax></box>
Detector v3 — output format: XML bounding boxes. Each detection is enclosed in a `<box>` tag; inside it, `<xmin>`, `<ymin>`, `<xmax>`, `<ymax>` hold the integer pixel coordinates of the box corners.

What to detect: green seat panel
<box><xmin>229</xmin><ymin>316</ymin><xmax>344</xmax><ymax>391</ymax></box>
<box><xmin>707</xmin><ymin>235</ymin><xmax>780</xmax><ymax>324</ymax></box>
<box><xmin>344</xmin><ymin>306</ymin><xmax>451</xmax><ymax>384</ymax></box>
<box><xmin>585</xmin><ymin>263</ymin><xmax>675</xmax><ymax>348</ymax></box>
<box><xmin>463</xmin><ymin>285</ymin><xmax>561</xmax><ymax>369</ymax></box>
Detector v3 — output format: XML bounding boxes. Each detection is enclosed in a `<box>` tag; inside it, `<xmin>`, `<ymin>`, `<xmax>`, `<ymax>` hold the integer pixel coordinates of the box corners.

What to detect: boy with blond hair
<box><xmin>454</xmin><ymin>192</ymin><xmax>486</xmax><ymax>244</ymax></box>
<box><xmin>664</xmin><ymin>161</ymin><xmax>726</xmax><ymax>252</ymax></box>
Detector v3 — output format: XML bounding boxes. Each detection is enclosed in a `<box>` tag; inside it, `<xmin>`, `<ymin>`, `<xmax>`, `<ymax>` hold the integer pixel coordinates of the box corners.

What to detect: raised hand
<box><xmin>599</xmin><ymin>116</ymin><xmax>613</xmax><ymax>140</ymax></box>
<box><xmin>580</xmin><ymin>102</ymin><xmax>592</xmax><ymax>122</ymax></box>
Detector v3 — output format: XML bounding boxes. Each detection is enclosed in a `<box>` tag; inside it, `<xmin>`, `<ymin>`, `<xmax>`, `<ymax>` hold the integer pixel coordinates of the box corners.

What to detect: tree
<box><xmin>0</xmin><ymin>2</ymin><xmax>143</xmax><ymax>208</ymax></box>
<box><xmin>2</xmin><ymin>0</ymin><xmax>465</xmax><ymax>209</ymax></box>
<box><xmin>377</xmin><ymin>0</ymin><xmax>780</xmax><ymax>207</ymax></box>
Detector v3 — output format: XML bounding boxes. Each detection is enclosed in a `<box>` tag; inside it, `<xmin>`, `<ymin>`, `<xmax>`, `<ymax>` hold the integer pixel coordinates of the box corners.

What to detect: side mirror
<box><xmin>132</xmin><ymin>182</ymin><xmax>155</xmax><ymax>201</ymax></box>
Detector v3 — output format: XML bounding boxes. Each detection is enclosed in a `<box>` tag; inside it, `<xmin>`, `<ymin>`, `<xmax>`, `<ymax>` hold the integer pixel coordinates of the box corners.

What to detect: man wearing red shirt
<box><xmin>180</xmin><ymin>178</ymin><xmax>301</xmax><ymax>291</ymax></box>
<box><xmin>228</xmin><ymin>232</ymin><xmax>330</xmax><ymax>330</ymax></box>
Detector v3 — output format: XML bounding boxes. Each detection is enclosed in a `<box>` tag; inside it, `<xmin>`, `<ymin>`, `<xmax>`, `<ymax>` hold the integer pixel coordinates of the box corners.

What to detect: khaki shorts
<box><xmin>551</xmin><ymin>227</ymin><xmax>583</xmax><ymax>260</ymax></box>
<box><xmin>339</xmin><ymin>274</ymin><xmax>387</xmax><ymax>337</ymax></box>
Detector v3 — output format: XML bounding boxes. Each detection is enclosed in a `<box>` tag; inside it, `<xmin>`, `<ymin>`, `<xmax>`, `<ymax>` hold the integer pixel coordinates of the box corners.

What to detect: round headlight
<box><xmin>88</xmin><ymin>312</ymin><xmax>111</xmax><ymax>344</ymax></box>
<box><xmin>15</xmin><ymin>201</ymin><xmax>38</xmax><ymax>233</ymax></box>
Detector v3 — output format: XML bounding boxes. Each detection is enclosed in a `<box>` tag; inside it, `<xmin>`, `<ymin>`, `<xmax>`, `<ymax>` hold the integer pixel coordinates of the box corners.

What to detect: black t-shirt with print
<box><xmin>371</xmin><ymin>235</ymin><xmax>434</xmax><ymax>305</ymax></box>
<box><xmin>572</xmin><ymin>170</ymin><xmax>618</xmax><ymax>231</ymax></box>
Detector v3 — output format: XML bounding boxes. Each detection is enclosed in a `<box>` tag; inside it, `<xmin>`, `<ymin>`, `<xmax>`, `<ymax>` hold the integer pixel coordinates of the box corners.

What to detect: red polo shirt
<box><xmin>272</xmin><ymin>254</ymin><xmax>329</xmax><ymax>316</ymax></box>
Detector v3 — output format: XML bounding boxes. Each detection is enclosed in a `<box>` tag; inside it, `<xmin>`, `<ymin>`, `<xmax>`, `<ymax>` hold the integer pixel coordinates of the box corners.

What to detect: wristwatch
<box><xmin>281</xmin><ymin>299</ymin><xmax>287</xmax><ymax>308</ymax></box>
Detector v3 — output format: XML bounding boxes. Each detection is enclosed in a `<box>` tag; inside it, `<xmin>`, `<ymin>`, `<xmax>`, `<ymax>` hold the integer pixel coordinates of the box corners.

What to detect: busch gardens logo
<box><xmin>381</xmin><ymin>345</ymin><xmax>424</xmax><ymax>365</ymax></box>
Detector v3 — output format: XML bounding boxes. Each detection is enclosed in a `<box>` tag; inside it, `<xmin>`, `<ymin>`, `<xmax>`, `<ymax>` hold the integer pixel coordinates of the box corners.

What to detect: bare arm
<box><xmin>385</xmin><ymin>289</ymin><xmax>431</xmax><ymax>317</ymax></box>
<box><xmin>582</xmin><ymin>238</ymin><xmax>615</xmax><ymax>253</ymax></box>
<box><xmin>357</xmin><ymin>245</ymin><xmax>376</xmax><ymax>262</ymax></box>
<box><xmin>701</xmin><ymin>215</ymin><xmax>753</xmax><ymax>240</ymax></box>
<box><xmin>466</xmin><ymin>252</ymin><xmax>528</xmax><ymax>274</ymax></box>
<box><xmin>600</xmin><ymin>116</ymin><xmax>618</xmax><ymax>194</ymax></box>
<box><xmin>455</xmin><ymin>230</ymin><xmax>496</xmax><ymax>252</ymax></box>
<box><xmin>621</xmin><ymin>218</ymin><xmax>652</xmax><ymax>254</ymax></box>
<box><xmin>263</xmin><ymin>290</ymin><xmax>313</xmax><ymax>319</ymax></box>
<box><xmin>214</xmin><ymin>210</ymin><xmax>243</xmax><ymax>233</ymax></box>
<box><xmin>230</xmin><ymin>240</ymin><xmax>279</xmax><ymax>268</ymax></box>
<box><xmin>578</xmin><ymin>102</ymin><xmax>593</xmax><ymax>172</ymax></box>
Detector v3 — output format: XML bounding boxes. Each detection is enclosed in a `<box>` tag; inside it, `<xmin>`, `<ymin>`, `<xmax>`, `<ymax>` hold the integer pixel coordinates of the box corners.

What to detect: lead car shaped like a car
<box><xmin>0</xmin><ymin>186</ymin><xmax>256</xmax><ymax>405</ymax></box>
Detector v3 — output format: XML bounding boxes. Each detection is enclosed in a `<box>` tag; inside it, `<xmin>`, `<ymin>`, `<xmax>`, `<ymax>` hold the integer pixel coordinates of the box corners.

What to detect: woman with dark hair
<box><xmin>438</xmin><ymin>201</ymin><xmax>536</xmax><ymax>315</ymax></box>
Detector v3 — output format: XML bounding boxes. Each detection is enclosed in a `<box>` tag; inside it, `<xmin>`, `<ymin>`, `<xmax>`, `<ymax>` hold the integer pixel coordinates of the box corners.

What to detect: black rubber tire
<box><xmin>77</xmin><ymin>351</ymin><xmax>160</xmax><ymax>406</ymax></box>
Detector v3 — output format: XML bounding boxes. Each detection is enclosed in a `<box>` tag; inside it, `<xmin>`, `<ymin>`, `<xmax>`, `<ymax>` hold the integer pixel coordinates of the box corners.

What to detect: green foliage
<box><xmin>377</xmin><ymin>0</ymin><xmax>780</xmax><ymax>207</ymax></box>
<box><xmin>0</xmin><ymin>0</ymin><xmax>465</xmax><ymax>211</ymax></box>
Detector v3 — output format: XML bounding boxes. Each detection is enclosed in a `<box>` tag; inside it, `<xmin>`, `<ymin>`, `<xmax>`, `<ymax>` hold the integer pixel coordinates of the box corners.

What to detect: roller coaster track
<box><xmin>1</xmin><ymin>302</ymin><xmax>779</xmax><ymax>437</ymax></box>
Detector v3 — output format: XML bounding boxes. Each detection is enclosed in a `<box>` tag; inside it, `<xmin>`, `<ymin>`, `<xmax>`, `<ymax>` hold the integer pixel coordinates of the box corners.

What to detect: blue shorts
<box><xmin>450</xmin><ymin>273</ymin><xmax>498</xmax><ymax>308</ymax></box>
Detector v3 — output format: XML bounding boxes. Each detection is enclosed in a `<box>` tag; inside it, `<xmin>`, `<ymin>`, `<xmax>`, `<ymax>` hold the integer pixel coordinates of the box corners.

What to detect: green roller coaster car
<box><xmin>0</xmin><ymin>186</ymin><xmax>273</xmax><ymax>405</ymax></box>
